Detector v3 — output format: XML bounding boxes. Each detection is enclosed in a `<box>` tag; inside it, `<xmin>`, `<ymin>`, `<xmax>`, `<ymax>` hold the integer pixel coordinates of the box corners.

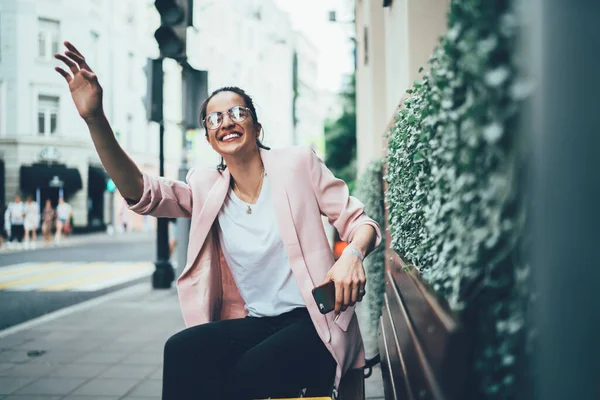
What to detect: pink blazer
<box><xmin>128</xmin><ymin>146</ymin><xmax>382</xmax><ymax>388</ymax></box>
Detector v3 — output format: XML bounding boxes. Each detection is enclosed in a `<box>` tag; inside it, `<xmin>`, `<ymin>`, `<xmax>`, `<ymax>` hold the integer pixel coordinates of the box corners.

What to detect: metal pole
<box><xmin>175</xmin><ymin>66</ymin><xmax>191</xmax><ymax>277</ymax></box>
<box><xmin>153</xmin><ymin>120</ymin><xmax>175</xmax><ymax>289</ymax></box>
<box><xmin>532</xmin><ymin>1</ymin><xmax>600</xmax><ymax>399</ymax></box>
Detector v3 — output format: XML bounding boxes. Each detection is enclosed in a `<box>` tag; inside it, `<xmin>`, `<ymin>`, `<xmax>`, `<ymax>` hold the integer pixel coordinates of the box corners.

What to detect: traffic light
<box><xmin>154</xmin><ymin>0</ymin><xmax>193</xmax><ymax>60</ymax></box>
<box><xmin>144</xmin><ymin>58</ymin><xmax>164</xmax><ymax>123</ymax></box>
<box><xmin>182</xmin><ymin>66</ymin><xmax>208</xmax><ymax>130</ymax></box>
<box><xmin>106</xmin><ymin>178</ymin><xmax>116</xmax><ymax>193</ymax></box>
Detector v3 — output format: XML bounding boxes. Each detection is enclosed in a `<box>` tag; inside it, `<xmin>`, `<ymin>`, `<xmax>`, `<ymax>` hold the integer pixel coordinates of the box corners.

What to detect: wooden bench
<box><xmin>378</xmin><ymin>251</ymin><xmax>472</xmax><ymax>400</ymax></box>
<box><xmin>337</xmin><ymin>368</ymin><xmax>365</xmax><ymax>399</ymax></box>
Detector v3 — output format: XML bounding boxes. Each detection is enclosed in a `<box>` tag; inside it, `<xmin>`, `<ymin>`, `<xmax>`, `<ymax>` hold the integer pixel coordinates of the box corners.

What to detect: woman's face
<box><xmin>204</xmin><ymin>91</ymin><xmax>260</xmax><ymax>158</ymax></box>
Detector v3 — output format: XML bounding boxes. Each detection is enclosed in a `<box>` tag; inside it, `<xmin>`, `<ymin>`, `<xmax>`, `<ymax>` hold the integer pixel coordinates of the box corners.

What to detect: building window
<box><xmin>38</xmin><ymin>18</ymin><xmax>60</xmax><ymax>61</ymax></box>
<box><xmin>128</xmin><ymin>52</ymin><xmax>134</xmax><ymax>88</ymax></box>
<box><xmin>38</xmin><ymin>95</ymin><xmax>59</xmax><ymax>136</ymax></box>
<box><xmin>126</xmin><ymin>113</ymin><xmax>133</xmax><ymax>144</ymax></box>
<box><xmin>363</xmin><ymin>27</ymin><xmax>369</xmax><ymax>66</ymax></box>
<box><xmin>127</xmin><ymin>1</ymin><xmax>135</xmax><ymax>25</ymax></box>
<box><xmin>90</xmin><ymin>31</ymin><xmax>99</xmax><ymax>67</ymax></box>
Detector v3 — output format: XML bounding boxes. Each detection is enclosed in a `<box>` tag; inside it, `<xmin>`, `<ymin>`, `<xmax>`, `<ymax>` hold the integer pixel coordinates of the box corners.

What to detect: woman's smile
<box><xmin>220</xmin><ymin>132</ymin><xmax>243</xmax><ymax>142</ymax></box>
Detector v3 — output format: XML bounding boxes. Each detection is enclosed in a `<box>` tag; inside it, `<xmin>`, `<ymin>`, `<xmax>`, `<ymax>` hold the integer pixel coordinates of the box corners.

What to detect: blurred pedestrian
<box><xmin>0</xmin><ymin>202</ymin><xmax>6</xmax><ymax>249</ymax></box>
<box><xmin>23</xmin><ymin>195</ymin><xmax>40</xmax><ymax>249</ymax></box>
<box><xmin>41</xmin><ymin>199</ymin><xmax>55</xmax><ymax>247</ymax></box>
<box><xmin>119</xmin><ymin>199</ymin><xmax>129</xmax><ymax>232</ymax></box>
<box><xmin>55</xmin><ymin>197</ymin><xmax>72</xmax><ymax>243</ymax></box>
<box><xmin>168</xmin><ymin>218</ymin><xmax>177</xmax><ymax>260</ymax></box>
<box><xmin>5</xmin><ymin>194</ymin><xmax>25</xmax><ymax>249</ymax></box>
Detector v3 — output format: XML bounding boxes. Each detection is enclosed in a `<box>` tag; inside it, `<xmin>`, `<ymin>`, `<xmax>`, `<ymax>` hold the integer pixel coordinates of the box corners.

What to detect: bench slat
<box><xmin>385</xmin><ymin>272</ymin><xmax>442</xmax><ymax>399</ymax></box>
<box><xmin>379</xmin><ymin>252</ymin><xmax>471</xmax><ymax>400</ymax></box>
<box><xmin>379</xmin><ymin>301</ymin><xmax>411</xmax><ymax>400</ymax></box>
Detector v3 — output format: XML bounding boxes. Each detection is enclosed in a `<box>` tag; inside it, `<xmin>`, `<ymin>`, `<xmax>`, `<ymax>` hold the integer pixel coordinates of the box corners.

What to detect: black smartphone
<box><xmin>312</xmin><ymin>280</ymin><xmax>336</xmax><ymax>314</ymax></box>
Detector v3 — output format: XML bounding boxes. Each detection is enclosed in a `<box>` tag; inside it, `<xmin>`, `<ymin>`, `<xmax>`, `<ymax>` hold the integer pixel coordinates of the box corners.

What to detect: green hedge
<box><xmin>385</xmin><ymin>0</ymin><xmax>531</xmax><ymax>398</ymax></box>
<box><xmin>353</xmin><ymin>160</ymin><xmax>386</xmax><ymax>338</ymax></box>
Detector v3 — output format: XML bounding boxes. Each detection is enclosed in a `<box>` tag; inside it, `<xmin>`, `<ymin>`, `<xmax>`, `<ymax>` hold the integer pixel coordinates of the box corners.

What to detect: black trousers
<box><xmin>162</xmin><ymin>307</ymin><xmax>336</xmax><ymax>400</ymax></box>
<box><xmin>10</xmin><ymin>224</ymin><xmax>24</xmax><ymax>242</ymax></box>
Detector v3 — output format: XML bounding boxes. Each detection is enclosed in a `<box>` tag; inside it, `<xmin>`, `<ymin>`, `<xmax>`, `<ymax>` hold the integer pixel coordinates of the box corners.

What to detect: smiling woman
<box><xmin>200</xmin><ymin>86</ymin><xmax>271</xmax><ymax>172</ymax></box>
<box><xmin>54</xmin><ymin>40</ymin><xmax>381</xmax><ymax>400</ymax></box>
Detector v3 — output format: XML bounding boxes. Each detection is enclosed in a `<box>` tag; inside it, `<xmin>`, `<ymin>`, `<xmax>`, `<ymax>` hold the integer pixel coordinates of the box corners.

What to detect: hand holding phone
<box><xmin>311</xmin><ymin>280</ymin><xmax>336</xmax><ymax>314</ymax></box>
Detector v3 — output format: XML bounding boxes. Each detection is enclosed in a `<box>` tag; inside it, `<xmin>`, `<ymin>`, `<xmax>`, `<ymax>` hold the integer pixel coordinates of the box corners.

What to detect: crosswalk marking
<box><xmin>0</xmin><ymin>262</ymin><xmax>63</xmax><ymax>278</ymax></box>
<box><xmin>0</xmin><ymin>262</ymin><xmax>100</xmax><ymax>290</ymax></box>
<box><xmin>0</xmin><ymin>262</ymin><xmax>155</xmax><ymax>292</ymax></box>
<box><xmin>12</xmin><ymin>262</ymin><xmax>112</xmax><ymax>291</ymax></box>
<box><xmin>39</xmin><ymin>263</ymin><xmax>149</xmax><ymax>291</ymax></box>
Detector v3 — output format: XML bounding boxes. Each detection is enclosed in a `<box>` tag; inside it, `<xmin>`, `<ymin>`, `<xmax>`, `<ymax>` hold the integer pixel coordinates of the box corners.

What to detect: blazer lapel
<box><xmin>261</xmin><ymin>148</ymin><xmax>310</xmax><ymax>280</ymax></box>
<box><xmin>180</xmin><ymin>149</ymin><xmax>306</xmax><ymax>281</ymax></box>
<box><xmin>262</xmin><ymin>149</ymin><xmax>328</xmax><ymax>342</ymax></box>
<box><xmin>261</xmin><ymin>149</ymin><xmax>299</xmax><ymax>247</ymax></box>
<box><xmin>180</xmin><ymin>169</ymin><xmax>231</xmax><ymax>278</ymax></box>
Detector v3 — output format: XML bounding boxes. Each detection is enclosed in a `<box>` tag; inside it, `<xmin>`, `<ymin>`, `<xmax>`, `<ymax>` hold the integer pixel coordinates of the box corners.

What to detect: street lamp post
<box><xmin>153</xmin><ymin>118</ymin><xmax>175</xmax><ymax>289</ymax></box>
<box><xmin>150</xmin><ymin>1</ymin><xmax>205</xmax><ymax>283</ymax></box>
<box><xmin>175</xmin><ymin>62</ymin><xmax>208</xmax><ymax>277</ymax></box>
<box><xmin>145</xmin><ymin>56</ymin><xmax>174</xmax><ymax>289</ymax></box>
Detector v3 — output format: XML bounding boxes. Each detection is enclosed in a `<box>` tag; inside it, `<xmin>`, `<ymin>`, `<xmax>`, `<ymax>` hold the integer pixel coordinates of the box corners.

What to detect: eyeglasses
<box><xmin>203</xmin><ymin>105</ymin><xmax>251</xmax><ymax>130</ymax></box>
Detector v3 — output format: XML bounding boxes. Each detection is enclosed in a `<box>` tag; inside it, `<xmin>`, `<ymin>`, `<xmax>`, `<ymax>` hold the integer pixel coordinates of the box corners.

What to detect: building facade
<box><xmin>354</xmin><ymin>0</ymin><xmax>449</xmax><ymax>175</ymax></box>
<box><xmin>0</xmin><ymin>0</ymin><xmax>323</xmax><ymax>231</ymax></box>
<box><xmin>292</xmin><ymin>32</ymin><xmax>324</xmax><ymax>155</ymax></box>
<box><xmin>0</xmin><ymin>0</ymin><xmax>179</xmax><ymax>231</ymax></box>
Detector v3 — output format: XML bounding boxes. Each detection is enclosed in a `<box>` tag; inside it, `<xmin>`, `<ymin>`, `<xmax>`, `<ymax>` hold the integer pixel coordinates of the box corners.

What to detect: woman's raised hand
<box><xmin>54</xmin><ymin>41</ymin><xmax>103</xmax><ymax>122</ymax></box>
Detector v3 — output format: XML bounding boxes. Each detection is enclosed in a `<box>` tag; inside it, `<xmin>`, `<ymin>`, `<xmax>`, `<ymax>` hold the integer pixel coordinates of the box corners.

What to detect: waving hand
<box><xmin>53</xmin><ymin>41</ymin><xmax>144</xmax><ymax>202</ymax></box>
<box><xmin>54</xmin><ymin>41</ymin><xmax>104</xmax><ymax>122</ymax></box>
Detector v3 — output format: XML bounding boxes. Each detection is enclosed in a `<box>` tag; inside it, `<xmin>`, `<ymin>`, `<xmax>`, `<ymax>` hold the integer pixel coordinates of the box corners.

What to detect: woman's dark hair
<box><xmin>200</xmin><ymin>86</ymin><xmax>270</xmax><ymax>171</ymax></box>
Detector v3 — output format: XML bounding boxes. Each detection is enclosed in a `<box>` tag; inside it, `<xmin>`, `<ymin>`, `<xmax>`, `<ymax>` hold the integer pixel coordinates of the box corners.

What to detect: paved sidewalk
<box><xmin>0</xmin><ymin>284</ymin><xmax>384</xmax><ymax>399</ymax></box>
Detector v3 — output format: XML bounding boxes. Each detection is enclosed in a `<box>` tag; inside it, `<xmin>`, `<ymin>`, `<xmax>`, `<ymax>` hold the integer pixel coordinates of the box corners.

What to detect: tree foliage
<box><xmin>384</xmin><ymin>0</ymin><xmax>532</xmax><ymax>398</ymax></box>
<box><xmin>325</xmin><ymin>75</ymin><xmax>357</xmax><ymax>192</ymax></box>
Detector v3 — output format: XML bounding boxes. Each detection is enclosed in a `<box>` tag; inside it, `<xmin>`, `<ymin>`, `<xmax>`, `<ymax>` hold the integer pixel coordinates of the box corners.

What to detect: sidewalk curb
<box><xmin>0</xmin><ymin>282</ymin><xmax>150</xmax><ymax>339</ymax></box>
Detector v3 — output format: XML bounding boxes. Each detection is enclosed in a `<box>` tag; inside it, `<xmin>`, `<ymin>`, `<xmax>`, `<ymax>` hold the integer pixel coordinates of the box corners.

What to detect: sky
<box><xmin>273</xmin><ymin>0</ymin><xmax>355</xmax><ymax>93</ymax></box>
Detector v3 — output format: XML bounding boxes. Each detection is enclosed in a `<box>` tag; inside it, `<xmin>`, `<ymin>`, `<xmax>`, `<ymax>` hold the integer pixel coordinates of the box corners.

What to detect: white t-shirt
<box><xmin>24</xmin><ymin>202</ymin><xmax>40</xmax><ymax>227</ymax></box>
<box><xmin>217</xmin><ymin>174</ymin><xmax>306</xmax><ymax>317</ymax></box>
<box><xmin>56</xmin><ymin>203</ymin><xmax>72</xmax><ymax>221</ymax></box>
<box><xmin>6</xmin><ymin>202</ymin><xmax>25</xmax><ymax>225</ymax></box>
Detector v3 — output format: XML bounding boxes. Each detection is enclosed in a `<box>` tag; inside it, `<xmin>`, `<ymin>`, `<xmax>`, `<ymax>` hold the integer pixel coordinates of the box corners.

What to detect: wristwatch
<box><xmin>344</xmin><ymin>246</ymin><xmax>365</xmax><ymax>262</ymax></box>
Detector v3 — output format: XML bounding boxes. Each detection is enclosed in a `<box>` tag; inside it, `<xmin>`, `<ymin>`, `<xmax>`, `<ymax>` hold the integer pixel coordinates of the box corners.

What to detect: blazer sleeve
<box><xmin>305</xmin><ymin>148</ymin><xmax>382</xmax><ymax>248</ymax></box>
<box><xmin>126</xmin><ymin>169</ymin><xmax>195</xmax><ymax>219</ymax></box>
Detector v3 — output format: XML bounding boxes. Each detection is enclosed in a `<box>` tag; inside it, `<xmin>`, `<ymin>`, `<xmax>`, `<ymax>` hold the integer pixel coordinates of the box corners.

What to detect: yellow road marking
<box><xmin>0</xmin><ymin>262</ymin><xmax>63</xmax><ymax>278</ymax></box>
<box><xmin>38</xmin><ymin>262</ymin><xmax>153</xmax><ymax>291</ymax></box>
<box><xmin>0</xmin><ymin>262</ymin><xmax>105</xmax><ymax>290</ymax></box>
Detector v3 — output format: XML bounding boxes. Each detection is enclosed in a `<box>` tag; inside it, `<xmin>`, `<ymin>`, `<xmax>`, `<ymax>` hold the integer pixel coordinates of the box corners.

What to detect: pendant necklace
<box><xmin>234</xmin><ymin>168</ymin><xmax>264</xmax><ymax>214</ymax></box>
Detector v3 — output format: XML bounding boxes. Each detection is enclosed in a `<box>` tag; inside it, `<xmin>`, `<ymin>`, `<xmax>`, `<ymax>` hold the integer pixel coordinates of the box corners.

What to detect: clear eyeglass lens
<box><xmin>206</xmin><ymin>107</ymin><xmax>248</xmax><ymax>129</ymax></box>
<box><xmin>206</xmin><ymin>113</ymin><xmax>221</xmax><ymax>129</ymax></box>
<box><xmin>229</xmin><ymin>106</ymin><xmax>247</xmax><ymax>122</ymax></box>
